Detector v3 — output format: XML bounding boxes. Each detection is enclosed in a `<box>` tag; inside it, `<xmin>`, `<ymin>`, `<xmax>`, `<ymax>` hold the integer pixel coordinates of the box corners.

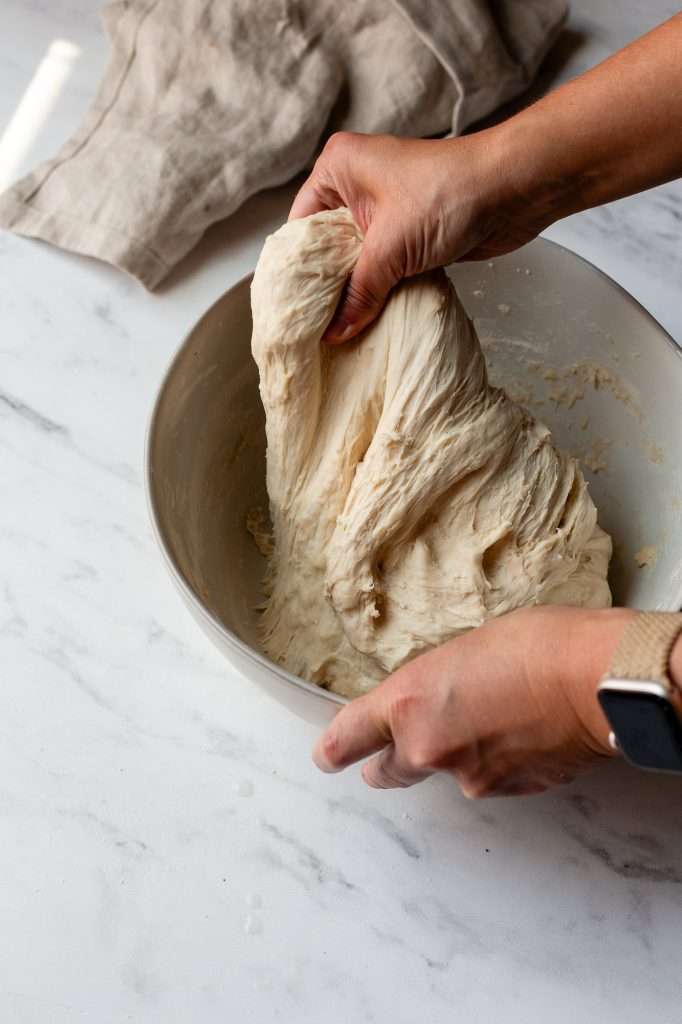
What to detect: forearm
<box><xmin>489</xmin><ymin>13</ymin><xmax>682</xmax><ymax>234</ymax></box>
<box><xmin>291</xmin><ymin>15</ymin><xmax>682</xmax><ymax>332</ymax></box>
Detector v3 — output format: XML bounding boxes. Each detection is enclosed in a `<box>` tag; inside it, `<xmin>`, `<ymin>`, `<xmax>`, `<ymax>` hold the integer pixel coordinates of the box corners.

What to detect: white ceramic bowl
<box><xmin>146</xmin><ymin>238</ymin><xmax>682</xmax><ymax>726</ymax></box>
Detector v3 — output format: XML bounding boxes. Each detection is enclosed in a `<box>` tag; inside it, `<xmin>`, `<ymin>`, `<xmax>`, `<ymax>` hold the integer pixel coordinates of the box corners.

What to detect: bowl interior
<box><xmin>147</xmin><ymin>239</ymin><xmax>682</xmax><ymax>681</ymax></box>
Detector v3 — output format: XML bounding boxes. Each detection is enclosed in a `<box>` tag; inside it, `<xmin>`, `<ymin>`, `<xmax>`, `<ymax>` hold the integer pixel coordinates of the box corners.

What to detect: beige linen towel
<box><xmin>0</xmin><ymin>0</ymin><xmax>567</xmax><ymax>288</ymax></box>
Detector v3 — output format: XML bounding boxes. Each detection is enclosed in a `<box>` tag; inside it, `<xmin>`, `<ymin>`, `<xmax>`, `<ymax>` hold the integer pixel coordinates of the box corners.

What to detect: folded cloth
<box><xmin>0</xmin><ymin>0</ymin><xmax>567</xmax><ymax>288</ymax></box>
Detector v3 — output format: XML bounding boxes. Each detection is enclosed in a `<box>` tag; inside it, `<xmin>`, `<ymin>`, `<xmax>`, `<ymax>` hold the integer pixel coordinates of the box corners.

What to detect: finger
<box><xmin>313</xmin><ymin>689</ymin><xmax>391</xmax><ymax>773</ymax></box>
<box><xmin>288</xmin><ymin>176</ymin><xmax>343</xmax><ymax>222</ymax></box>
<box><xmin>362</xmin><ymin>743</ymin><xmax>433</xmax><ymax>790</ymax></box>
<box><xmin>288</xmin><ymin>178</ymin><xmax>325</xmax><ymax>221</ymax></box>
<box><xmin>322</xmin><ymin>230</ymin><xmax>398</xmax><ymax>344</ymax></box>
<box><xmin>458</xmin><ymin>773</ymin><xmax>547</xmax><ymax>799</ymax></box>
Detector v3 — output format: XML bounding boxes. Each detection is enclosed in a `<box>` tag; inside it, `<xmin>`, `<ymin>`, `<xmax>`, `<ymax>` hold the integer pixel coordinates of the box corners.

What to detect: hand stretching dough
<box><xmin>251</xmin><ymin>209</ymin><xmax>611</xmax><ymax>699</ymax></box>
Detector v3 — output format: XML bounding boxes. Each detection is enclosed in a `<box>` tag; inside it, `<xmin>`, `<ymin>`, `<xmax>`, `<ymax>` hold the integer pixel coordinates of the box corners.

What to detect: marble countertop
<box><xmin>1</xmin><ymin>2</ymin><xmax>681</xmax><ymax>1021</ymax></box>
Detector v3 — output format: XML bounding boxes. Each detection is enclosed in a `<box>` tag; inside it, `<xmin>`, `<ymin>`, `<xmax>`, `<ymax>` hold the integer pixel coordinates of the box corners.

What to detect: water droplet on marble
<box><xmin>233</xmin><ymin>780</ymin><xmax>254</xmax><ymax>797</ymax></box>
<box><xmin>472</xmin><ymin>289</ymin><xmax>484</xmax><ymax>298</ymax></box>
<box><xmin>497</xmin><ymin>303</ymin><xmax>511</xmax><ymax>315</ymax></box>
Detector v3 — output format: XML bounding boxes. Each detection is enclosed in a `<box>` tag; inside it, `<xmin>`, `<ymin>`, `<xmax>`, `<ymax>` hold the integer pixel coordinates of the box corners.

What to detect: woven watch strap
<box><xmin>607</xmin><ymin>612</ymin><xmax>682</xmax><ymax>689</ymax></box>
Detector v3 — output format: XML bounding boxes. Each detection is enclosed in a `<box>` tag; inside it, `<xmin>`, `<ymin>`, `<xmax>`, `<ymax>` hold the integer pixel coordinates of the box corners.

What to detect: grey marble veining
<box><xmin>1</xmin><ymin>2</ymin><xmax>681</xmax><ymax>1022</ymax></box>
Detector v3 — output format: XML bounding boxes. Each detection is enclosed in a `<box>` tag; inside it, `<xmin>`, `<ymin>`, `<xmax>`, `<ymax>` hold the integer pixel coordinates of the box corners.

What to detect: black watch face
<box><xmin>598</xmin><ymin>689</ymin><xmax>682</xmax><ymax>773</ymax></box>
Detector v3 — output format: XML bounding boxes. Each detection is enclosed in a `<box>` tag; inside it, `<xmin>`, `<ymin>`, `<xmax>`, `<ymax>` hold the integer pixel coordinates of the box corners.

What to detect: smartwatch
<box><xmin>598</xmin><ymin>612</ymin><xmax>682</xmax><ymax>774</ymax></box>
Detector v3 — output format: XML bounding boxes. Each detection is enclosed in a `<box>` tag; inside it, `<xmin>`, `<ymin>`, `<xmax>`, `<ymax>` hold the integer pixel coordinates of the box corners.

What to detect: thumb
<box><xmin>323</xmin><ymin>230</ymin><xmax>399</xmax><ymax>344</ymax></box>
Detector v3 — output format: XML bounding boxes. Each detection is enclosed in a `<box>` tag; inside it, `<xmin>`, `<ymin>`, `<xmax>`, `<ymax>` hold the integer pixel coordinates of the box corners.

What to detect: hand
<box><xmin>289</xmin><ymin>130</ymin><xmax>540</xmax><ymax>343</ymax></box>
<box><xmin>313</xmin><ymin>606</ymin><xmax>635</xmax><ymax>797</ymax></box>
<box><xmin>290</xmin><ymin>15</ymin><xmax>682</xmax><ymax>344</ymax></box>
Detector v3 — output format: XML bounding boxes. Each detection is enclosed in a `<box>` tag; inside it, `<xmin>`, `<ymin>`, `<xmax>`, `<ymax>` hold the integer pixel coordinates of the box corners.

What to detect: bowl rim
<box><xmin>144</xmin><ymin>236</ymin><xmax>682</xmax><ymax>706</ymax></box>
<box><xmin>144</xmin><ymin>275</ymin><xmax>347</xmax><ymax>708</ymax></box>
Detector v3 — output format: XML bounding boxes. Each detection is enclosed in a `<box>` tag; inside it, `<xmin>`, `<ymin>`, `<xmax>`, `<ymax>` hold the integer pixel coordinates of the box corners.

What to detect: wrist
<box><xmin>494</xmin><ymin>111</ymin><xmax>586</xmax><ymax>227</ymax></box>
<box><xmin>559</xmin><ymin>608</ymin><xmax>637</xmax><ymax>756</ymax></box>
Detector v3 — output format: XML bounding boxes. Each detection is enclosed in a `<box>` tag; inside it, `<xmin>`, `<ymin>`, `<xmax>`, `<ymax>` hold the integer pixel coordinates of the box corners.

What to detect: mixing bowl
<box><xmin>146</xmin><ymin>238</ymin><xmax>682</xmax><ymax>726</ymax></box>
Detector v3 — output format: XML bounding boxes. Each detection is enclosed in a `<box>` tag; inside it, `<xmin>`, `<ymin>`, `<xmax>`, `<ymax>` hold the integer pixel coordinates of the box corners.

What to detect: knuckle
<box><xmin>408</xmin><ymin>745</ymin><xmax>440</xmax><ymax>775</ymax></box>
<box><xmin>324</xmin><ymin>130</ymin><xmax>355</xmax><ymax>160</ymax></box>
<box><xmin>407</xmin><ymin>736</ymin><xmax>453</xmax><ymax>774</ymax></box>
<box><xmin>389</xmin><ymin>684</ymin><xmax>421</xmax><ymax>728</ymax></box>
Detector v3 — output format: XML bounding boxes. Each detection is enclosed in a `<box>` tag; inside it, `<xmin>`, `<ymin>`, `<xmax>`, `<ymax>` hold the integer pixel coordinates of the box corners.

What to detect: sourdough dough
<box><xmin>251</xmin><ymin>209</ymin><xmax>612</xmax><ymax>699</ymax></box>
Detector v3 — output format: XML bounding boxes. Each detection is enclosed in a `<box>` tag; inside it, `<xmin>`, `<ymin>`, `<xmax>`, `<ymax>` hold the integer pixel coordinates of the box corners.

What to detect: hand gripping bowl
<box><xmin>146</xmin><ymin>239</ymin><xmax>682</xmax><ymax>726</ymax></box>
